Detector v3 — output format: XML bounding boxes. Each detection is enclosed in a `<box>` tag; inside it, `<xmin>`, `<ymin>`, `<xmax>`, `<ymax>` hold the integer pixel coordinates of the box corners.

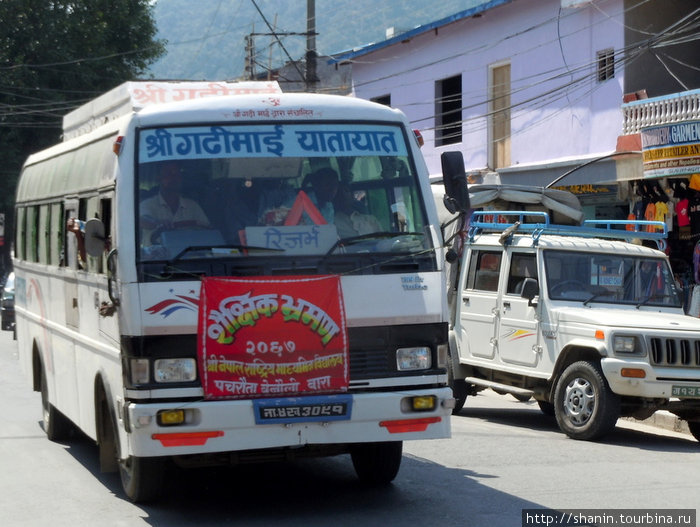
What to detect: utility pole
<box><xmin>247</xmin><ymin>0</ymin><xmax>318</xmax><ymax>89</ymax></box>
<box><xmin>244</xmin><ymin>26</ymin><xmax>256</xmax><ymax>80</ymax></box>
<box><xmin>305</xmin><ymin>0</ymin><xmax>317</xmax><ymax>92</ymax></box>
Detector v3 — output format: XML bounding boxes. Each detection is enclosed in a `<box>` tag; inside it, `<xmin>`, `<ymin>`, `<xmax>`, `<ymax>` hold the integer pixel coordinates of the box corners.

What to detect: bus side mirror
<box><xmin>521</xmin><ymin>278</ymin><xmax>539</xmax><ymax>307</ymax></box>
<box><xmin>441</xmin><ymin>151</ymin><xmax>470</xmax><ymax>214</ymax></box>
<box><xmin>84</xmin><ymin>218</ymin><xmax>106</xmax><ymax>257</ymax></box>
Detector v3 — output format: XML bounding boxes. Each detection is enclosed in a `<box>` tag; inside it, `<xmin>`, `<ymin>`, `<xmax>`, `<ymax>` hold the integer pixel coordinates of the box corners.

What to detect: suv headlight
<box><xmin>154</xmin><ymin>358</ymin><xmax>197</xmax><ymax>383</ymax></box>
<box><xmin>396</xmin><ymin>347</ymin><xmax>431</xmax><ymax>371</ymax></box>
<box><xmin>613</xmin><ymin>336</ymin><xmax>638</xmax><ymax>354</ymax></box>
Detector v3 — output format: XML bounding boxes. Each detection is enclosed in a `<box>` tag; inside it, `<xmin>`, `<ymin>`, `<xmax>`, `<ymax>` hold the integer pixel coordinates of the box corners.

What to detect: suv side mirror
<box><xmin>520</xmin><ymin>277</ymin><xmax>539</xmax><ymax>306</ymax></box>
<box><xmin>441</xmin><ymin>151</ymin><xmax>470</xmax><ymax>214</ymax></box>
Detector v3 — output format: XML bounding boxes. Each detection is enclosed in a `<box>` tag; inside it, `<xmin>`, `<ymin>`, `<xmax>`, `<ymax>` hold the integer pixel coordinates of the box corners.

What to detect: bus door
<box><xmin>95</xmin><ymin>194</ymin><xmax>119</xmax><ymax>344</ymax></box>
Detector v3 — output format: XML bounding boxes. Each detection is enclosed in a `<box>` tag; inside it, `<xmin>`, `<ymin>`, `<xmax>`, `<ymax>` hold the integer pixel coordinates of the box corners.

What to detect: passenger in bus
<box><xmin>334</xmin><ymin>182</ymin><xmax>381</xmax><ymax>238</ymax></box>
<box><xmin>258</xmin><ymin>178</ymin><xmax>296</xmax><ymax>226</ymax></box>
<box><xmin>66</xmin><ymin>217</ymin><xmax>112</xmax><ymax>269</ymax></box>
<box><xmin>304</xmin><ymin>167</ymin><xmax>339</xmax><ymax>223</ymax></box>
<box><xmin>66</xmin><ymin>217</ymin><xmax>87</xmax><ymax>268</ymax></box>
<box><xmin>259</xmin><ymin>168</ymin><xmax>339</xmax><ymax>226</ymax></box>
<box><xmin>140</xmin><ymin>161</ymin><xmax>210</xmax><ymax>243</ymax></box>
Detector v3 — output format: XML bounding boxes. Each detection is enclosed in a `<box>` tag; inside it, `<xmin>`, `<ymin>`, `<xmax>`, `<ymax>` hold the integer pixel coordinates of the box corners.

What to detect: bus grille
<box><xmin>349</xmin><ymin>348</ymin><xmax>393</xmax><ymax>379</ymax></box>
<box><xmin>649</xmin><ymin>337</ymin><xmax>700</xmax><ymax>368</ymax></box>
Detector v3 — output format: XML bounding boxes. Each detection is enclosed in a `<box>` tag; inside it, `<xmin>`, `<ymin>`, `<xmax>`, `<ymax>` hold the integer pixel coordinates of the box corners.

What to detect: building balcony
<box><xmin>622</xmin><ymin>88</ymin><xmax>700</xmax><ymax>134</ymax></box>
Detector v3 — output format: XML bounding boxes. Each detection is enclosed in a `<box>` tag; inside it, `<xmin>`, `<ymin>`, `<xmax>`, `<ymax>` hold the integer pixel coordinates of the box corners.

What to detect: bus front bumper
<box><xmin>123</xmin><ymin>388</ymin><xmax>454</xmax><ymax>458</ymax></box>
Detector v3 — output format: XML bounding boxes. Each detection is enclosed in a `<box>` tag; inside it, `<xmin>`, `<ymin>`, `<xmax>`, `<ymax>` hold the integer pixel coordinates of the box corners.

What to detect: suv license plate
<box><xmin>253</xmin><ymin>395</ymin><xmax>353</xmax><ymax>424</ymax></box>
<box><xmin>672</xmin><ymin>385</ymin><xmax>700</xmax><ymax>398</ymax></box>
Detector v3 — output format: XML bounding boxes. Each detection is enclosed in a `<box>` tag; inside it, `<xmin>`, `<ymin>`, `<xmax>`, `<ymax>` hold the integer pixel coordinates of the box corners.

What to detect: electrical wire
<box><xmin>1</xmin><ymin>0</ymin><xmax>697</xmax><ymax>130</ymax></box>
<box><xmin>401</xmin><ymin>10</ymin><xmax>696</xmax><ymax>138</ymax></box>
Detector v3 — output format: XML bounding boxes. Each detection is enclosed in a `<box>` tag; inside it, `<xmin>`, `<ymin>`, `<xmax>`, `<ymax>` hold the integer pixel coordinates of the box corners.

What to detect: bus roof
<box><xmin>62</xmin><ymin>80</ymin><xmax>282</xmax><ymax>140</ymax></box>
<box><xmin>133</xmin><ymin>92</ymin><xmax>406</xmax><ymax>128</ymax></box>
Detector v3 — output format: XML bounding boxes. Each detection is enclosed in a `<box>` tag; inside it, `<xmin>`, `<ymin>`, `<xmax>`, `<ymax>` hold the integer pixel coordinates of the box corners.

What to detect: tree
<box><xmin>0</xmin><ymin>0</ymin><xmax>165</xmax><ymax>270</ymax></box>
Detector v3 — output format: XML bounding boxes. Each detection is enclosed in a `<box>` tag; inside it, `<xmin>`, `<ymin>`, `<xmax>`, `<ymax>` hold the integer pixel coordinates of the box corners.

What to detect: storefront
<box><xmin>629</xmin><ymin>120</ymin><xmax>700</xmax><ymax>314</ymax></box>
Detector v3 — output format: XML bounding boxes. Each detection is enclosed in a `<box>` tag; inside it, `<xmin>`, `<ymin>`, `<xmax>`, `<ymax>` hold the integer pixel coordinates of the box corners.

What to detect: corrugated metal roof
<box><xmin>329</xmin><ymin>0</ymin><xmax>513</xmax><ymax>64</ymax></box>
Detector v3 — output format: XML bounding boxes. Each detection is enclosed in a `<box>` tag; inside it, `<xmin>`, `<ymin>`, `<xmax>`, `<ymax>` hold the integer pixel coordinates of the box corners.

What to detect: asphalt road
<box><xmin>1</xmin><ymin>327</ymin><xmax>698</xmax><ymax>527</ymax></box>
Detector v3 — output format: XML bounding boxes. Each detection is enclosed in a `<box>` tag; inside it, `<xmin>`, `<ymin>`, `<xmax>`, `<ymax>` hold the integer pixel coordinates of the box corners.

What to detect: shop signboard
<box><xmin>641</xmin><ymin>120</ymin><xmax>700</xmax><ymax>177</ymax></box>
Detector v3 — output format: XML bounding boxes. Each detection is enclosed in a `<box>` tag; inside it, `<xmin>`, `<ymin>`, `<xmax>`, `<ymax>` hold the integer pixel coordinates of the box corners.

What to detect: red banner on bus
<box><xmin>198</xmin><ymin>275</ymin><xmax>348</xmax><ymax>399</ymax></box>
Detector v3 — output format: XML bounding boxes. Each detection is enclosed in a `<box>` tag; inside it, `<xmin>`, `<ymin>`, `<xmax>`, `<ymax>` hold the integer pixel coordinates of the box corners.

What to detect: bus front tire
<box><xmin>119</xmin><ymin>455</ymin><xmax>165</xmax><ymax>503</ymax></box>
<box><xmin>351</xmin><ymin>441</ymin><xmax>402</xmax><ymax>485</ymax></box>
<box><xmin>447</xmin><ymin>352</ymin><xmax>468</xmax><ymax>414</ymax></box>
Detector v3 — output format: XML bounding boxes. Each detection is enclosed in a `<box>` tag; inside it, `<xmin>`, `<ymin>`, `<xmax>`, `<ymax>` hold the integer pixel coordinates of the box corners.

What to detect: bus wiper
<box><xmin>324</xmin><ymin>232</ymin><xmax>424</xmax><ymax>257</ymax></box>
<box><xmin>168</xmin><ymin>244</ymin><xmax>284</xmax><ymax>265</ymax></box>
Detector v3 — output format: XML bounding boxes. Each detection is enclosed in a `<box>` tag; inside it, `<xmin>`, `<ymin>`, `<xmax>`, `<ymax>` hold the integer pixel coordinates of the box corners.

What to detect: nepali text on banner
<box><xmin>198</xmin><ymin>275</ymin><xmax>348</xmax><ymax>399</ymax></box>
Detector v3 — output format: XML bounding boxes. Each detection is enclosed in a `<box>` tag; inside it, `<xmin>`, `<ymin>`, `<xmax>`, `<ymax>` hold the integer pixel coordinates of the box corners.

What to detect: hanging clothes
<box><xmin>654</xmin><ymin>200</ymin><xmax>668</xmax><ymax>232</ymax></box>
<box><xmin>644</xmin><ymin>201</ymin><xmax>656</xmax><ymax>232</ymax></box>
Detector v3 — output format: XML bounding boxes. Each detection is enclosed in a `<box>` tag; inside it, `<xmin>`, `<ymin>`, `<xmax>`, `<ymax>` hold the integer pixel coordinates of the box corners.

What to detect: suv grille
<box><xmin>649</xmin><ymin>337</ymin><xmax>700</xmax><ymax>368</ymax></box>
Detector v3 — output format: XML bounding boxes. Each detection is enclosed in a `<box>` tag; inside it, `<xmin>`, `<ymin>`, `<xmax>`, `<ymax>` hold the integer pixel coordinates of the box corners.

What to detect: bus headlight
<box><xmin>396</xmin><ymin>347</ymin><xmax>431</xmax><ymax>371</ymax></box>
<box><xmin>154</xmin><ymin>358</ymin><xmax>197</xmax><ymax>383</ymax></box>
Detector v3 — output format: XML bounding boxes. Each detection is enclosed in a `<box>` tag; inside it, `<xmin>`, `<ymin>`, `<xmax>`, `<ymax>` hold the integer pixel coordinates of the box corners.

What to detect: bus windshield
<box><xmin>543</xmin><ymin>250</ymin><xmax>683</xmax><ymax>308</ymax></box>
<box><xmin>136</xmin><ymin>123</ymin><xmax>429</xmax><ymax>262</ymax></box>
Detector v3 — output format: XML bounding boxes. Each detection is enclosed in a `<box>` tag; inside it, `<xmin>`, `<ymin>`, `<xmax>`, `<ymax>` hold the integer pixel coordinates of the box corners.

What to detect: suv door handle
<box><xmin>503</xmin><ymin>301</ymin><xmax>511</xmax><ymax>309</ymax></box>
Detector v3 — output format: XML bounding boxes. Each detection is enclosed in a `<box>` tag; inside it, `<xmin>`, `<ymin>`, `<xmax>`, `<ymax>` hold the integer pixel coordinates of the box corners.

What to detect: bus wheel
<box><xmin>447</xmin><ymin>352</ymin><xmax>468</xmax><ymax>414</ymax></box>
<box><xmin>351</xmin><ymin>441</ymin><xmax>402</xmax><ymax>485</ymax></box>
<box><xmin>554</xmin><ymin>361</ymin><xmax>620</xmax><ymax>441</ymax></box>
<box><xmin>118</xmin><ymin>454</ymin><xmax>165</xmax><ymax>503</ymax></box>
<box><xmin>40</xmin><ymin>368</ymin><xmax>73</xmax><ymax>441</ymax></box>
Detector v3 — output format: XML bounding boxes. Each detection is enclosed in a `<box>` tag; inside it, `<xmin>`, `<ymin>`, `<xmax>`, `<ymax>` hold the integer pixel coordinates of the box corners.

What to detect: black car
<box><xmin>1</xmin><ymin>272</ymin><xmax>15</xmax><ymax>336</ymax></box>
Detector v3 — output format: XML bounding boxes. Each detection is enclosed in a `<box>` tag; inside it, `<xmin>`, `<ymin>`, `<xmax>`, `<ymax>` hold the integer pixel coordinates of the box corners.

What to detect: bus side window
<box><xmin>98</xmin><ymin>198</ymin><xmax>112</xmax><ymax>274</ymax></box>
<box><xmin>64</xmin><ymin>208</ymin><xmax>83</xmax><ymax>270</ymax></box>
<box><xmin>15</xmin><ymin>207</ymin><xmax>25</xmax><ymax>261</ymax></box>
<box><xmin>50</xmin><ymin>203</ymin><xmax>64</xmax><ymax>267</ymax></box>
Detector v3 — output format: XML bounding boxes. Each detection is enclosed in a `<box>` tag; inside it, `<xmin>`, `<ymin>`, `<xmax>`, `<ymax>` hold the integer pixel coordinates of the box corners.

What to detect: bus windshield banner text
<box><xmin>139</xmin><ymin>124</ymin><xmax>407</xmax><ymax>162</ymax></box>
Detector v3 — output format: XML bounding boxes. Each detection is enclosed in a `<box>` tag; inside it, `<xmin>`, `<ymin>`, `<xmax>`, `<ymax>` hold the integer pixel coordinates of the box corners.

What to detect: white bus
<box><xmin>12</xmin><ymin>83</ymin><xmax>455</xmax><ymax>502</ymax></box>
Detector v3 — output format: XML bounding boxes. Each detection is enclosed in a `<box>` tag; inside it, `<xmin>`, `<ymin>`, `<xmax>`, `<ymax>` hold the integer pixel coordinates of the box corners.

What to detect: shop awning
<box><xmin>497</xmin><ymin>151</ymin><xmax>643</xmax><ymax>186</ymax></box>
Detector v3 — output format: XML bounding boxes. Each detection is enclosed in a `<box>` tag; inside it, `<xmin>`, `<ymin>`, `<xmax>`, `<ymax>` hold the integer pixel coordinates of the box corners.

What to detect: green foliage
<box><xmin>0</xmin><ymin>0</ymin><xmax>165</xmax><ymax>265</ymax></box>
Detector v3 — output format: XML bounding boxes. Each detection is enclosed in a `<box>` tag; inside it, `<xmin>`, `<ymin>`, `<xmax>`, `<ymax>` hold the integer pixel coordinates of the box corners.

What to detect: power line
<box><xmin>249</xmin><ymin>0</ymin><xmax>306</xmax><ymax>85</ymax></box>
<box><xmin>361</xmin><ymin>3</ymin><xmax>697</xmax><ymax>139</ymax></box>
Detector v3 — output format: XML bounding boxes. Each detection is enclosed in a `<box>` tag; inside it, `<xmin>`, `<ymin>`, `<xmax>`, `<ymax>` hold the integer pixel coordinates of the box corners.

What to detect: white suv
<box><xmin>437</xmin><ymin>178</ymin><xmax>700</xmax><ymax>441</ymax></box>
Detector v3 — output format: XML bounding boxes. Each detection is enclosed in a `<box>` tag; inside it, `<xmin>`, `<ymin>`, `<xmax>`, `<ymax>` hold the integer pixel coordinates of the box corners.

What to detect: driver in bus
<box><xmin>140</xmin><ymin>161</ymin><xmax>210</xmax><ymax>244</ymax></box>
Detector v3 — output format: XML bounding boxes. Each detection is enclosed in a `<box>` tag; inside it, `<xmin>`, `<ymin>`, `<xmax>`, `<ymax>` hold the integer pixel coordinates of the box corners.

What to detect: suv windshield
<box><xmin>136</xmin><ymin>123</ymin><xmax>430</xmax><ymax>263</ymax></box>
<box><xmin>543</xmin><ymin>250</ymin><xmax>682</xmax><ymax>308</ymax></box>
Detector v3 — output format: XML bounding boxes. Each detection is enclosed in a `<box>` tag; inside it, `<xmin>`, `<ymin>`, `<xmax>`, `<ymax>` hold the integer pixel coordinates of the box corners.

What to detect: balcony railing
<box><xmin>622</xmin><ymin>88</ymin><xmax>700</xmax><ymax>134</ymax></box>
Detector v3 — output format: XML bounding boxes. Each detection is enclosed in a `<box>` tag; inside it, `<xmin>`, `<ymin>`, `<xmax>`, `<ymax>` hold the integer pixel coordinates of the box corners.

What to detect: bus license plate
<box><xmin>253</xmin><ymin>395</ymin><xmax>353</xmax><ymax>424</ymax></box>
<box><xmin>672</xmin><ymin>385</ymin><xmax>700</xmax><ymax>398</ymax></box>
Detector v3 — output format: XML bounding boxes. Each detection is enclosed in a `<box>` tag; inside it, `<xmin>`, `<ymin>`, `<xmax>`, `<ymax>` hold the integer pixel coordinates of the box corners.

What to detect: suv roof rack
<box><xmin>468</xmin><ymin>210</ymin><xmax>667</xmax><ymax>249</ymax></box>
